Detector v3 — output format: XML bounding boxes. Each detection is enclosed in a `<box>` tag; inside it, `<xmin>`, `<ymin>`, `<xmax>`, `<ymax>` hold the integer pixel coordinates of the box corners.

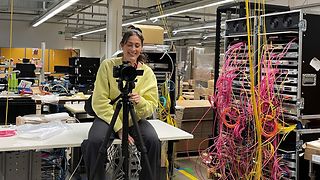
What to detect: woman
<box><xmin>82</xmin><ymin>27</ymin><xmax>160</xmax><ymax>180</ymax></box>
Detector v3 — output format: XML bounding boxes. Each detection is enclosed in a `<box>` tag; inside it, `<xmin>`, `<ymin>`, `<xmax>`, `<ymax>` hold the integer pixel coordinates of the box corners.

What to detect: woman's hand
<box><xmin>129</xmin><ymin>92</ymin><xmax>141</xmax><ymax>105</ymax></box>
<box><xmin>117</xmin><ymin>129</ymin><xmax>134</xmax><ymax>144</ymax></box>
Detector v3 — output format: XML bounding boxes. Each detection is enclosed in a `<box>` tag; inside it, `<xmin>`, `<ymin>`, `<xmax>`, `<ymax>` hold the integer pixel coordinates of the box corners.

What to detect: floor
<box><xmin>173</xmin><ymin>157</ymin><xmax>211</xmax><ymax>180</ymax></box>
<box><xmin>66</xmin><ymin>156</ymin><xmax>211</xmax><ymax>180</ymax></box>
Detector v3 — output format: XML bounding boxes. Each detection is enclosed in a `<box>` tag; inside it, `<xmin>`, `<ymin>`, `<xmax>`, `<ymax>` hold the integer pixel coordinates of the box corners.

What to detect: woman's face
<box><xmin>121</xmin><ymin>34</ymin><xmax>142</xmax><ymax>65</ymax></box>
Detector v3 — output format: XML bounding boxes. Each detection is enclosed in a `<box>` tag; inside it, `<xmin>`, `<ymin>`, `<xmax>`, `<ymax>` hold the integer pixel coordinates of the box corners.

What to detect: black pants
<box><xmin>81</xmin><ymin>118</ymin><xmax>161</xmax><ymax>180</ymax></box>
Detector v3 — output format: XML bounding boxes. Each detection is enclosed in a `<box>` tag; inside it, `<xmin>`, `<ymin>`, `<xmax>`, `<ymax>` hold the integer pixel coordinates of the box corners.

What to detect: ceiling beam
<box><xmin>62</xmin><ymin>10</ymin><xmax>107</xmax><ymax>16</ymax></box>
<box><xmin>66</xmin><ymin>17</ymin><xmax>106</xmax><ymax>23</ymax></box>
<box><xmin>31</xmin><ymin>0</ymin><xmax>81</xmax><ymax>27</ymax></box>
<box><xmin>72</xmin><ymin>2</ymin><xmax>108</xmax><ymax>8</ymax></box>
<box><xmin>63</xmin><ymin>0</ymin><xmax>106</xmax><ymax>19</ymax></box>
<box><xmin>291</xmin><ymin>3</ymin><xmax>320</xmax><ymax>10</ymax></box>
<box><xmin>123</xmin><ymin>0</ymin><xmax>232</xmax><ymax>25</ymax></box>
<box><xmin>181</xmin><ymin>11</ymin><xmax>216</xmax><ymax>17</ymax></box>
<box><xmin>123</xmin><ymin>5</ymin><xmax>148</xmax><ymax>11</ymax></box>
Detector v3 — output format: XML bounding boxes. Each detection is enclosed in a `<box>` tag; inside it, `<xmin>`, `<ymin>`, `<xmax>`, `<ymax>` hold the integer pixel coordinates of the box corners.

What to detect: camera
<box><xmin>113</xmin><ymin>61</ymin><xmax>144</xmax><ymax>81</ymax></box>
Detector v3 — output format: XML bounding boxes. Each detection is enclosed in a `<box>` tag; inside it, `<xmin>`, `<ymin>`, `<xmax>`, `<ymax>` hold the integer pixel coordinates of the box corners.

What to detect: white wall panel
<box><xmin>0</xmin><ymin>20</ymin><xmax>66</xmax><ymax>49</ymax></box>
<box><xmin>64</xmin><ymin>40</ymin><xmax>105</xmax><ymax>58</ymax></box>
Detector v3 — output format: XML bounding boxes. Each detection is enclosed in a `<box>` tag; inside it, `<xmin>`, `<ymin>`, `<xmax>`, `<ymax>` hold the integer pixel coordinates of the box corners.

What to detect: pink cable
<box><xmin>0</xmin><ymin>129</ymin><xmax>16</xmax><ymax>137</ymax></box>
<box><xmin>197</xmin><ymin>39</ymin><xmax>297</xmax><ymax>179</ymax></box>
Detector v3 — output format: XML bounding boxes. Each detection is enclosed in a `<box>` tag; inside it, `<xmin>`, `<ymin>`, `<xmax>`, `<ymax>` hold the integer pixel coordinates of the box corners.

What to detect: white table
<box><xmin>64</xmin><ymin>103</ymin><xmax>95</xmax><ymax>120</ymax></box>
<box><xmin>0</xmin><ymin>120</ymin><xmax>192</xmax><ymax>152</ymax></box>
<box><xmin>32</xmin><ymin>94</ymin><xmax>90</xmax><ymax>115</ymax></box>
<box><xmin>0</xmin><ymin>120</ymin><xmax>193</xmax><ymax>179</ymax></box>
<box><xmin>64</xmin><ymin>103</ymin><xmax>87</xmax><ymax>114</ymax></box>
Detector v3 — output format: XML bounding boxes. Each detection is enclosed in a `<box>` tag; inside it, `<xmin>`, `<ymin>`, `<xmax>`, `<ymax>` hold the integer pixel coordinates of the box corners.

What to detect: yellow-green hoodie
<box><xmin>92</xmin><ymin>57</ymin><xmax>158</xmax><ymax>132</ymax></box>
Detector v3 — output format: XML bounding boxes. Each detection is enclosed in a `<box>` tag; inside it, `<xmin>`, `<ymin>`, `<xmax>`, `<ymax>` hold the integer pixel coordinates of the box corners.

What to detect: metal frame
<box><xmin>295</xmin><ymin>128</ymin><xmax>320</xmax><ymax>180</ymax></box>
<box><xmin>219</xmin><ymin>8</ymin><xmax>320</xmax><ymax>180</ymax></box>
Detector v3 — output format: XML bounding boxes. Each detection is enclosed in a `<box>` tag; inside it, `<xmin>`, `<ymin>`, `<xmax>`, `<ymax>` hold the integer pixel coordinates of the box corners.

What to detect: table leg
<box><xmin>167</xmin><ymin>141</ymin><xmax>174</xmax><ymax>180</ymax></box>
<box><xmin>309</xmin><ymin>161</ymin><xmax>316</xmax><ymax>180</ymax></box>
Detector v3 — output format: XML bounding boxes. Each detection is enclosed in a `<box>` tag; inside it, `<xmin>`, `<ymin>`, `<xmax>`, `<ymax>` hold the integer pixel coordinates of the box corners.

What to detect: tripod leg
<box><xmin>128</xmin><ymin>104</ymin><xmax>155</xmax><ymax>180</ymax></box>
<box><xmin>122</xmin><ymin>101</ymin><xmax>130</xmax><ymax>180</ymax></box>
<box><xmin>90</xmin><ymin>101</ymin><xmax>122</xmax><ymax>180</ymax></box>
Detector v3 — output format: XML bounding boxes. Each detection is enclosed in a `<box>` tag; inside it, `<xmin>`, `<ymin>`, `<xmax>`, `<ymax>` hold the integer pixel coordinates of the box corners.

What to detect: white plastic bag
<box><xmin>39</xmin><ymin>94</ymin><xmax>59</xmax><ymax>104</ymax></box>
<box><xmin>16</xmin><ymin>121</ymin><xmax>70</xmax><ymax>140</ymax></box>
<box><xmin>44</xmin><ymin>112</ymin><xmax>70</xmax><ymax>122</ymax></box>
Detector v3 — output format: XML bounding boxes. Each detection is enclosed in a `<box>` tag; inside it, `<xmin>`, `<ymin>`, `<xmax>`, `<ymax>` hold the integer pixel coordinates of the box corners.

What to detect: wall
<box><xmin>0</xmin><ymin>20</ymin><xmax>105</xmax><ymax>58</ymax></box>
<box><xmin>0</xmin><ymin>20</ymin><xmax>65</xmax><ymax>49</ymax></box>
<box><xmin>0</xmin><ymin>48</ymin><xmax>72</xmax><ymax>73</ymax></box>
<box><xmin>64</xmin><ymin>40</ymin><xmax>105</xmax><ymax>58</ymax></box>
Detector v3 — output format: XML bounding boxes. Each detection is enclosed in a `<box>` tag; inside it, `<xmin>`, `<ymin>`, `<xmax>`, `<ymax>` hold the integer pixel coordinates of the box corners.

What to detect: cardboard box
<box><xmin>304</xmin><ymin>140</ymin><xmax>320</xmax><ymax>161</ymax></box>
<box><xmin>175</xmin><ymin>100</ymin><xmax>213</xmax><ymax>152</ymax></box>
<box><xmin>135</xmin><ymin>24</ymin><xmax>164</xmax><ymax>45</ymax></box>
<box><xmin>175</xmin><ymin>138</ymin><xmax>209</xmax><ymax>152</ymax></box>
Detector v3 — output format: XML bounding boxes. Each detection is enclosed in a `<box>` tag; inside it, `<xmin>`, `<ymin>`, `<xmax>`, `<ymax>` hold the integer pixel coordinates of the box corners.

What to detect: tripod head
<box><xmin>113</xmin><ymin>61</ymin><xmax>143</xmax><ymax>95</ymax></box>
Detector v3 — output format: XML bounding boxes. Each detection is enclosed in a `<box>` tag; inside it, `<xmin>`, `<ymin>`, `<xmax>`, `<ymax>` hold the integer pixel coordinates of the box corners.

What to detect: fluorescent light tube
<box><xmin>73</xmin><ymin>27</ymin><xmax>107</xmax><ymax>37</ymax></box>
<box><xmin>32</xmin><ymin>0</ymin><xmax>79</xmax><ymax>27</ymax></box>
<box><xmin>173</xmin><ymin>25</ymin><xmax>216</xmax><ymax>33</ymax></box>
<box><xmin>173</xmin><ymin>23</ymin><xmax>225</xmax><ymax>34</ymax></box>
<box><xmin>122</xmin><ymin>19</ymin><xmax>147</xmax><ymax>27</ymax></box>
<box><xmin>150</xmin><ymin>0</ymin><xmax>234</xmax><ymax>20</ymax></box>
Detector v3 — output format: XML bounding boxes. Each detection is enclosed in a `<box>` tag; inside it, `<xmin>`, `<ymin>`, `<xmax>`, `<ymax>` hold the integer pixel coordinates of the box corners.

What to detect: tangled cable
<box><xmin>199</xmin><ymin>39</ymin><xmax>296</xmax><ymax>179</ymax></box>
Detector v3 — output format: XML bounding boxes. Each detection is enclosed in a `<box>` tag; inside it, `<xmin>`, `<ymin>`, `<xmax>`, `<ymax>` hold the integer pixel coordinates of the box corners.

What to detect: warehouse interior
<box><xmin>1</xmin><ymin>0</ymin><xmax>320</xmax><ymax>179</ymax></box>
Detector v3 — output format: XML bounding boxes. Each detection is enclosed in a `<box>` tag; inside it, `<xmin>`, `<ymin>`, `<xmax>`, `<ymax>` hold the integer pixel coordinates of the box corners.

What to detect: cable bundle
<box><xmin>158</xmin><ymin>79</ymin><xmax>176</xmax><ymax>127</ymax></box>
<box><xmin>199</xmin><ymin>39</ymin><xmax>296</xmax><ymax>179</ymax></box>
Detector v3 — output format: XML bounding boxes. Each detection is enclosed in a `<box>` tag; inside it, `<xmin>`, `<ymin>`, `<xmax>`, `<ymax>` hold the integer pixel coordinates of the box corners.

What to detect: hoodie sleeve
<box><xmin>133</xmin><ymin>67</ymin><xmax>158</xmax><ymax>119</ymax></box>
<box><xmin>92</xmin><ymin>59</ymin><xmax>123</xmax><ymax>132</ymax></box>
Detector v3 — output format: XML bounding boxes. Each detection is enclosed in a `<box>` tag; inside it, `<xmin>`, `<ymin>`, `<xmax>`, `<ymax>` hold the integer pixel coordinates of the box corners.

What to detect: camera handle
<box><xmin>90</xmin><ymin>81</ymin><xmax>153</xmax><ymax>180</ymax></box>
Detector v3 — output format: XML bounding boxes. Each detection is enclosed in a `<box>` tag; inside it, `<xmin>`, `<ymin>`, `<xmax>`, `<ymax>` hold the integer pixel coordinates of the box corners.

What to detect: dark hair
<box><xmin>120</xmin><ymin>26</ymin><xmax>148</xmax><ymax>63</ymax></box>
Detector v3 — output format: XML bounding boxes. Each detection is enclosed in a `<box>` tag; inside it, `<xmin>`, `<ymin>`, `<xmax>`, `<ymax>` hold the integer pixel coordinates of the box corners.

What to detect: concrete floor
<box><xmin>173</xmin><ymin>157</ymin><xmax>211</xmax><ymax>180</ymax></box>
<box><xmin>66</xmin><ymin>156</ymin><xmax>211</xmax><ymax>180</ymax></box>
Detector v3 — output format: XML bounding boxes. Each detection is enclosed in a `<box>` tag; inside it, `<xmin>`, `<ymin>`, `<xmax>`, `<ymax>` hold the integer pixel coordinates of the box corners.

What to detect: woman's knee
<box><xmin>144</xmin><ymin>133</ymin><xmax>160</xmax><ymax>148</ymax></box>
<box><xmin>87</xmin><ymin>135</ymin><xmax>104</xmax><ymax>150</ymax></box>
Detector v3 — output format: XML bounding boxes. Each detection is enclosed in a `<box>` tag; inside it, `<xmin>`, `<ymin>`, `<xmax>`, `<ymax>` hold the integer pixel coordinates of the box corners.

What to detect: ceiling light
<box><xmin>172</xmin><ymin>23</ymin><xmax>225</xmax><ymax>34</ymax></box>
<box><xmin>150</xmin><ymin>0</ymin><xmax>234</xmax><ymax>20</ymax></box>
<box><xmin>151</xmin><ymin>18</ymin><xmax>158</xmax><ymax>23</ymax></box>
<box><xmin>73</xmin><ymin>27</ymin><xmax>106</xmax><ymax>37</ymax></box>
<box><xmin>203</xmin><ymin>34</ymin><xmax>216</xmax><ymax>39</ymax></box>
<box><xmin>173</xmin><ymin>25</ymin><xmax>216</xmax><ymax>34</ymax></box>
<box><xmin>32</xmin><ymin>0</ymin><xmax>79</xmax><ymax>27</ymax></box>
<box><xmin>122</xmin><ymin>19</ymin><xmax>147</xmax><ymax>27</ymax></box>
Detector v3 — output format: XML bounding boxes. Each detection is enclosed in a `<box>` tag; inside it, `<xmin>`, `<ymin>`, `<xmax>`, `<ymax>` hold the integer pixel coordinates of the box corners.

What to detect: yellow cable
<box><xmin>245</xmin><ymin>0</ymin><xmax>262</xmax><ymax>179</ymax></box>
<box><xmin>5</xmin><ymin>0</ymin><xmax>14</xmax><ymax>126</ymax></box>
<box><xmin>155</xmin><ymin>0</ymin><xmax>175</xmax><ymax>49</ymax></box>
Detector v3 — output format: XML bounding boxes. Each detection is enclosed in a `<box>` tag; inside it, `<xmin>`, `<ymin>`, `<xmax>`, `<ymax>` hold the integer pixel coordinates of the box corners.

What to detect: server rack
<box><xmin>260</xmin><ymin>10</ymin><xmax>320</xmax><ymax>180</ymax></box>
<box><xmin>261</xmin><ymin>10</ymin><xmax>320</xmax><ymax>120</ymax></box>
<box><xmin>221</xmin><ymin>9</ymin><xmax>320</xmax><ymax>180</ymax></box>
<box><xmin>69</xmin><ymin>57</ymin><xmax>100</xmax><ymax>93</ymax></box>
<box><xmin>223</xmin><ymin>9</ymin><xmax>320</xmax><ymax>180</ymax></box>
<box><xmin>145</xmin><ymin>51</ymin><xmax>176</xmax><ymax>114</ymax></box>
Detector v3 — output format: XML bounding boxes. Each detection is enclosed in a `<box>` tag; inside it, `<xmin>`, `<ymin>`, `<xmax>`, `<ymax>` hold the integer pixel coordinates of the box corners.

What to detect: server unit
<box><xmin>69</xmin><ymin>57</ymin><xmax>100</xmax><ymax>93</ymax></box>
<box><xmin>0</xmin><ymin>149</ymin><xmax>67</xmax><ymax>180</ymax></box>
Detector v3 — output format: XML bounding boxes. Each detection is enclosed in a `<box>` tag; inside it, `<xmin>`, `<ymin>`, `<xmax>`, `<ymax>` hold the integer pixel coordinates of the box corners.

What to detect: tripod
<box><xmin>90</xmin><ymin>79</ymin><xmax>153</xmax><ymax>180</ymax></box>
